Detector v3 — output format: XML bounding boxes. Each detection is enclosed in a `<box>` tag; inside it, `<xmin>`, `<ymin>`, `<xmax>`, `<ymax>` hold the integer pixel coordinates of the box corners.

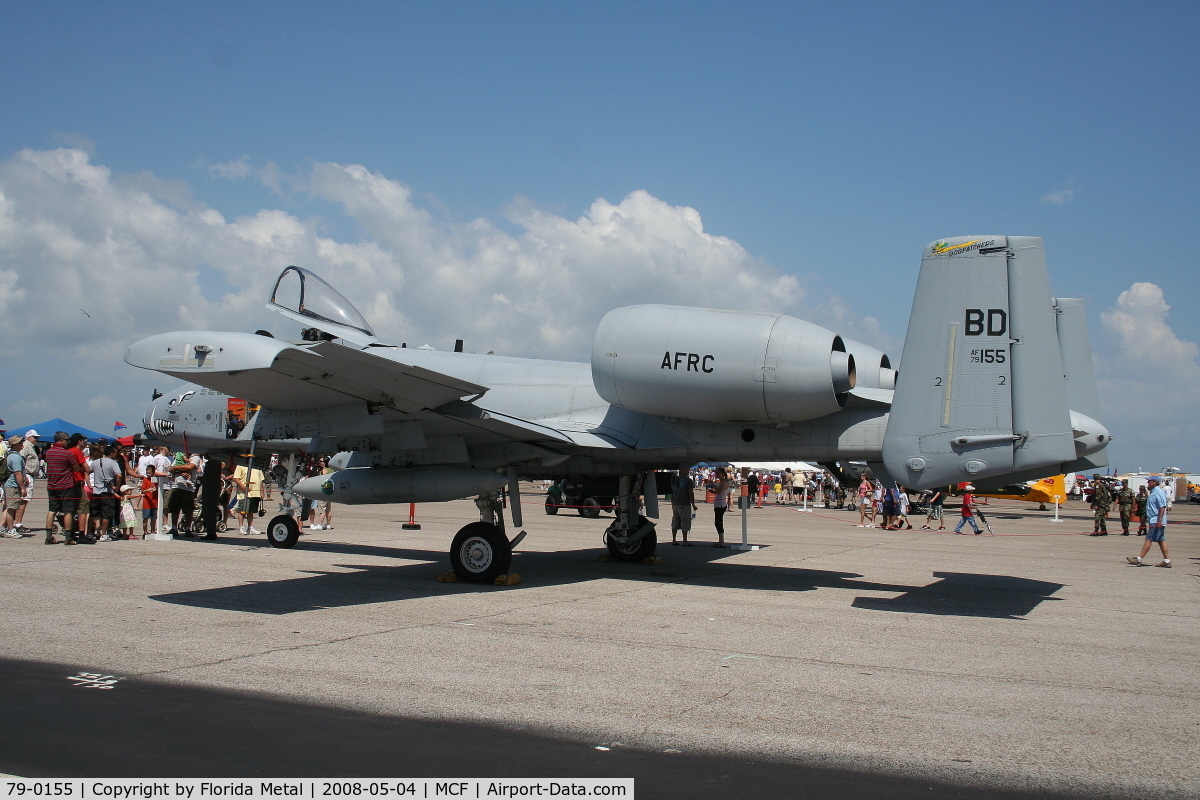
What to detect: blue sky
<box><xmin>1</xmin><ymin>1</ymin><xmax>1197</xmax><ymax>472</ymax></box>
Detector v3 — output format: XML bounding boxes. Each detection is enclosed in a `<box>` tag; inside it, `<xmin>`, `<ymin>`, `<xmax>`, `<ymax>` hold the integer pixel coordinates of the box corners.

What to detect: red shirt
<box><xmin>961</xmin><ymin>494</ymin><xmax>974</xmax><ymax>517</ymax></box>
<box><xmin>44</xmin><ymin>443</ymin><xmax>84</xmax><ymax>491</ymax></box>
<box><xmin>140</xmin><ymin>476</ymin><xmax>158</xmax><ymax>509</ymax></box>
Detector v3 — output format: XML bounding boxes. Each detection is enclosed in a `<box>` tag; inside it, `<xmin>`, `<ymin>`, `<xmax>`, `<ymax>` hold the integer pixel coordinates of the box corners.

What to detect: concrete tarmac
<box><xmin>0</xmin><ymin>485</ymin><xmax>1196</xmax><ymax>798</ymax></box>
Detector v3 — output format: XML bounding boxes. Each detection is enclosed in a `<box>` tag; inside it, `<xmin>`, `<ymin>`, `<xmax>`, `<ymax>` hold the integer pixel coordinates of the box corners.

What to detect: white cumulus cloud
<box><xmin>1098</xmin><ymin>282</ymin><xmax>1200</xmax><ymax>471</ymax></box>
<box><xmin>0</xmin><ymin>147</ymin><xmax>888</xmax><ymax>435</ymax></box>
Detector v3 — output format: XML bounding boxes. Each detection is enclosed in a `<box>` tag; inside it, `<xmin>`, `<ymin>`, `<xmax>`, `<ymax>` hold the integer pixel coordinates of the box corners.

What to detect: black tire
<box><xmin>266</xmin><ymin>514</ymin><xmax>300</xmax><ymax>548</ymax></box>
<box><xmin>216</xmin><ymin>520</ymin><xmax>228</xmax><ymax>533</ymax></box>
<box><xmin>450</xmin><ymin>522</ymin><xmax>512</xmax><ymax>583</ymax></box>
<box><xmin>604</xmin><ymin>517</ymin><xmax>657</xmax><ymax>562</ymax></box>
<box><xmin>581</xmin><ymin>497</ymin><xmax>602</xmax><ymax>519</ymax></box>
<box><xmin>544</xmin><ymin>496</ymin><xmax>559</xmax><ymax>515</ymax></box>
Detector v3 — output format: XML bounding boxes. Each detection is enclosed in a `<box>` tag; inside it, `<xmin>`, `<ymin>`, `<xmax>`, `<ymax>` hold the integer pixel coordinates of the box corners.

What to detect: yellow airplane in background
<box><xmin>977</xmin><ymin>474</ymin><xmax>1069</xmax><ymax>510</ymax></box>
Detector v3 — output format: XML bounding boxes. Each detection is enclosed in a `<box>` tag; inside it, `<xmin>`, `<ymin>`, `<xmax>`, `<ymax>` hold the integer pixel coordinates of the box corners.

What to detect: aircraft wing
<box><xmin>125</xmin><ymin>331</ymin><xmax>488</xmax><ymax>414</ymax></box>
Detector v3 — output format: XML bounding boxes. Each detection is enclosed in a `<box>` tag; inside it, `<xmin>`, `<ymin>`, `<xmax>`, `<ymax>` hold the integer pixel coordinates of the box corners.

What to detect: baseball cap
<box><xmin>24</xmin><ymin>429</ymin><xmax>40</xmax><ymax>438</ymax></box>
<box><xmin>6</xmin><ymin>435</ymin><xmax>22</xmax><ymax>447</ymax></box>
<box><xmin>1146</xmin><ymin>476</ymin><xmax>1160</xmax><ymax>483</ymax></box>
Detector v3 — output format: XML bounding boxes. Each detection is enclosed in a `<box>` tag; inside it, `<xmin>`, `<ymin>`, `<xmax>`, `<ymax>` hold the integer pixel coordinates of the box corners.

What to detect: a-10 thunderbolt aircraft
<box><xmin>125</xmin><ymin>235</ymin><xmax>1111</xmax><ymax>582</ymax></box>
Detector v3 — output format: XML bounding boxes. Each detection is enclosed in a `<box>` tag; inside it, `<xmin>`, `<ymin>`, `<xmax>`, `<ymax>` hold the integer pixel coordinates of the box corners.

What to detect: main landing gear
<box><xmin>602</xmin><ymin>474</ymin><xmax>657</xmax><ymax>562</ymax></box>
<box><xmin>448</xmin><ymin>473</ymin><xmax>658</xmax><ymax>582</ymax></box>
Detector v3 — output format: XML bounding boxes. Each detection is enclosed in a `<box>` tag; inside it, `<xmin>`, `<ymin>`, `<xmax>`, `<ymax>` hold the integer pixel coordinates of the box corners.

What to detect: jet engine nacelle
<box><xmin>293</xmin><ymin>465</ymin><xmax>509</xmax><ymax>505</ymax></box>
<box><xmin>591</xmin><ymin>305</ymin><xmax>856</xmax><ymax>424</ymax></box>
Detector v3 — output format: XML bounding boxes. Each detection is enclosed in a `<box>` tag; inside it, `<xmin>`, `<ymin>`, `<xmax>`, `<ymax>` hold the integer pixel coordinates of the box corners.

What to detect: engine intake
<box><xmin>592</xmin><ymin>305</ymin><xmax>856</xmax><ymax>424</ymax></box>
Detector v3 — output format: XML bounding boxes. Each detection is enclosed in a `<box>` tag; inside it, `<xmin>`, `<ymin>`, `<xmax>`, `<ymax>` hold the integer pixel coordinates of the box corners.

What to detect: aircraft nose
<box><xmin>1070</xmin><ymin>410</ymin><xmax>1111</xmax><ymax>456</ymax></box>
<box><xmin>145</xmin><ymin>399</ymin><xmax>175</xmax><ymax>437</ymax></box>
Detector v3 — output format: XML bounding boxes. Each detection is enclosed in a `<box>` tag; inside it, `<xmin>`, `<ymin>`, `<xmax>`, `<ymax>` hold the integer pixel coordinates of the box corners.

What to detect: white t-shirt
<box><xmin>137</xmin><ymin>454</ymin><xmax>156</xmax><ymax>477</ymax></box>
<box><xmin>152</xmin><ymin>454</ymin><xmax>173</xmax><ymax>488</ymax></box>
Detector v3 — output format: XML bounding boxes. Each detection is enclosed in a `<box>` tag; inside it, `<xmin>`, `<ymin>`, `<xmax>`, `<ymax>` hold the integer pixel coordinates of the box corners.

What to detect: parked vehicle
<box><xmin>545</xmin><ymin>477</ymin><xmax>621</xmax><ymax>518</ymax></box>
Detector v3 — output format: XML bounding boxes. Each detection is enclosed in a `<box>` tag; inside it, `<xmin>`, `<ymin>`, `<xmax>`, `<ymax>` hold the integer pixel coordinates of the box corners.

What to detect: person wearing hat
<box><xmin>1127</xmin><ymin>477</ymin><xmax>1171</xmax><ymax>567</ymax></box>
<box><xmin>1114</xmin><ymin>479</ymin><xmax>1136</xmax><ymax>536</ymax></box>
<box><xmin>1134</xmin><ymin>485</ymin><xmax>1149</xmax><ymax>535</ymax></box>
<box><xmin>1</xmin><ymin>435</ymin><xmax>28</xmax><ymax>538</ymax></box>
<box><xmin>1089</xmin><ymin>477</ymin><xmax>1113</xmax><ymax>535</ymax></box>
<box><xmin>953</xmin><ymin>484</ymin><xmax>982</xmax><ymax>534</ymax></box>
<box><xmin>11</xmin><ymin>430</ymin><xmax>41</xmax><ymax>533</ymax></box>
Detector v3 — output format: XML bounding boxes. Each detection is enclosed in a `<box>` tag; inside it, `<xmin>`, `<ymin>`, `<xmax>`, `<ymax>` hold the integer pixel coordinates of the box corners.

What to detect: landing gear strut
<box><xmin>603</xmin><ymin>474</ymin><xmax>657</xmax><ymax>561</ymax></box>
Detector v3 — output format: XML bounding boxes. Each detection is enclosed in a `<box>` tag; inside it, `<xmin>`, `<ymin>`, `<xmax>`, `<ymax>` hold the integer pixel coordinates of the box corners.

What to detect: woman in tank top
<box><xmin>712</xmin><ymin>468</ymin><xmax>730</xmax><ymax>548</ymax></box>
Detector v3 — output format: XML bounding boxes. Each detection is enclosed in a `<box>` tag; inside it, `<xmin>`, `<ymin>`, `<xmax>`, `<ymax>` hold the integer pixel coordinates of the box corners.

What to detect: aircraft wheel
<box><xmin>581</xmin><ymin>498</ymin><xmax>602</xmax><ymax>518</ymax></box>
<box><xmin>545</xmin><ymin>496</ymin><xmax>559</xmax><ymax>515</ymax></box>
<box><xmin>450</xmin><ymin>522</ymin><xmax>512</xmax><ymax>583</ymax></box>
<box><xmin>604</xmin><ymin>517</ymin><xmax>657</xmax><ymax>562</ymax></box>
<box><xmin>266</xmin><ymin>514</ymin><xmax>300</xmax><ymax>548</ymax></box>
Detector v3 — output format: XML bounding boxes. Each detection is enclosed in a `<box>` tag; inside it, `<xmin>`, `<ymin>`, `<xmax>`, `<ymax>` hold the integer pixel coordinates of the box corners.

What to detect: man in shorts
<box><xmin>1</xmin><ymin>436</ymin><xmax>27</xmax><ymax>537</ymax></box>
<box><xmin>669</xmin><ymin>470</ymin><xmax>697</xmax><ymax>545</ymax></box>
<box><xmin>1127</xmin><ymin>477</ymin><xmax>1171</xmax><ymax>567</ymax></box>
<box><xmin>232</xmin><ymin>460</ymin><xmax>266</xmax><ymax>535</ymax></box>
<box><xmin>165</xmin><ymin>452</ymin><xmax>198</xmax><ymax>536</ymax></box>
<box><xmin>43</xmin><ymin>431</ymin><xmax>88</xmax><ymax>544</ymax></box>
<box><xmin>12</xmin><ymin>430</ymin><xmax>40</xmax><ymax>533</ymax></box>
<box><xmin>921</xmin><ymin>487</ymin><xmax>946</xmax><ymax>530</ymax></box>
<box><xmin>90</xmin><ymin>445</ymin><xmax>123</xmax><ymax>540</ymax></box>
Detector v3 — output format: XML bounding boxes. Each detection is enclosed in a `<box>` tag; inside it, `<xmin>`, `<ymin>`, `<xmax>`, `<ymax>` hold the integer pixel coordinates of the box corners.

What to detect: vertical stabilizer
<box><xmin>1054</xmin><ymin>297</ymin><xmax>1109</xmax><ymax>470</ymax></box>
<box><xmin>1006</xmin><ymin>237</ymin><xmax>1077</xmax><ymax>470</ymax></box>
<box><xmin>883</xmin><ymin>236</ymin><xmax>1081</xmax><ymax>489</ymax></box>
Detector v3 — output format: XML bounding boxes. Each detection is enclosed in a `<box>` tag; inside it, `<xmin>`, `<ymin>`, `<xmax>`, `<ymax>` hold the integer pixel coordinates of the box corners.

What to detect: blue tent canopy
<box><xmin>3</xmin><ymin>418</ymin><xmax>115</xmax><ymax>442</ymax></box>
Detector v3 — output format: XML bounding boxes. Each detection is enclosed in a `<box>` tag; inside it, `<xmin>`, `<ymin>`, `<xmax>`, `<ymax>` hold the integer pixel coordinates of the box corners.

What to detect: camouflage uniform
<box><xmin>1115</xmin><ymin>485</ymin><xmax>1135</xmax><ymax>535</ymax></box>
<box><xmin>1135</xmin><ymin>488</ymin><xmax>1148</xmax><ymax>535</ymax></box>
<box><xmin>1090</xmin><ymin>482</ymin><xmax>1112</xmax><ymax>535</ymax></box>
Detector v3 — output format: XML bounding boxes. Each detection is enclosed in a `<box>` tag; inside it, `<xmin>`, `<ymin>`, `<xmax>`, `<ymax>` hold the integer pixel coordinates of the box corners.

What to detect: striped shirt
<box><xmin>44</xmin><ymin>443</ymin><xmax>84</xmax><ymax>491</ymax></box>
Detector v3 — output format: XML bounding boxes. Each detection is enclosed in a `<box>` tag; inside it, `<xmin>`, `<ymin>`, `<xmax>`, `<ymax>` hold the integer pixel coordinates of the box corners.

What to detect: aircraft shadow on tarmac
<box><xmin>150</xmin><ymin>538</ymin><xmax>1063</xmax><ymax>619</ymax></box>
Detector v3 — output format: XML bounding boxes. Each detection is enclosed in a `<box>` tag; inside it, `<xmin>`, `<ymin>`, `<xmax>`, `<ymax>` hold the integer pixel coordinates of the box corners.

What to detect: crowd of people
<box><xmin>2</xmin><ymin>431</ymin><xmax>1178</xmax><ymax>568</ymax></box>
<box><xmin>665</xmin><ymin>466</ymin><xmax>1177</xmax><ymax>563</ymax></box>
<box><xmin>0</xmin><ymin>430</ymin><xmax>335</xmax><ymax>544</ymax></box>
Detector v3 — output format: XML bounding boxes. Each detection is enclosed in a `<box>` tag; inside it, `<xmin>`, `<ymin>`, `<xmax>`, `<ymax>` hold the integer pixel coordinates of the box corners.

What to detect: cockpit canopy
<box><xmin>268</xmin><ymin>266</ymin><xmax>378</xmax><ymax>342</ymax></box>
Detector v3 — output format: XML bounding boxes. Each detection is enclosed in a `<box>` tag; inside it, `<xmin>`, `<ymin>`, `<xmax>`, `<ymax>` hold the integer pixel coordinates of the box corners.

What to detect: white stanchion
<box><xmin>734</xmin><ymin>490</ymin><xmax>758</xmax><ymax>550</ymax></box>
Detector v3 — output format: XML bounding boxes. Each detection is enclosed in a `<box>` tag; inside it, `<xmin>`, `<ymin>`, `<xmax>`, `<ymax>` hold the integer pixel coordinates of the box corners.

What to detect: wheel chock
<box><xmin>437</xmin><ymin>571</ymin><xmax>460</xmax><ymax>582</ymax></box>
<box><xmin>642</xmin><ymin>555</ymin><xmax>663</xmax><ymax>565</ymax></box>
<box><xmin>494</xmin><ymin>573</ymin><xmax>521</xmax><ymax>586</ymax></box>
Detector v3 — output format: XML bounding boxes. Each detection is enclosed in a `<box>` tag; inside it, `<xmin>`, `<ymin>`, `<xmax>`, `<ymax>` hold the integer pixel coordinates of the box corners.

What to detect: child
<box><xmin>954</xmin><ymin>488</ymin><xmax>982</xmax><ymax>534</ymax></box>
<box><xmin>140</xmin><ymin>466</ymin><xmax>159</xmax><ymax>538</ymax></box>
<box><xmin>117</xmin><ymin>484</ymin><xmax>139</xmax><ymax>539</ymax></box>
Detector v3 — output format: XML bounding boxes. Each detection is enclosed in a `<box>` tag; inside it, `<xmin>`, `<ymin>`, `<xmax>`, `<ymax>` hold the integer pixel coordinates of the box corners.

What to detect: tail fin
<box><xmin>882</xmin><ymin>236</ymin><xmax>1109</xmax><ymax>490</ymax></box>
<box><xmin>1054</xmin><ymin>297</ymin><xmax>1109</xmax><ymax>472</ymax></box>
